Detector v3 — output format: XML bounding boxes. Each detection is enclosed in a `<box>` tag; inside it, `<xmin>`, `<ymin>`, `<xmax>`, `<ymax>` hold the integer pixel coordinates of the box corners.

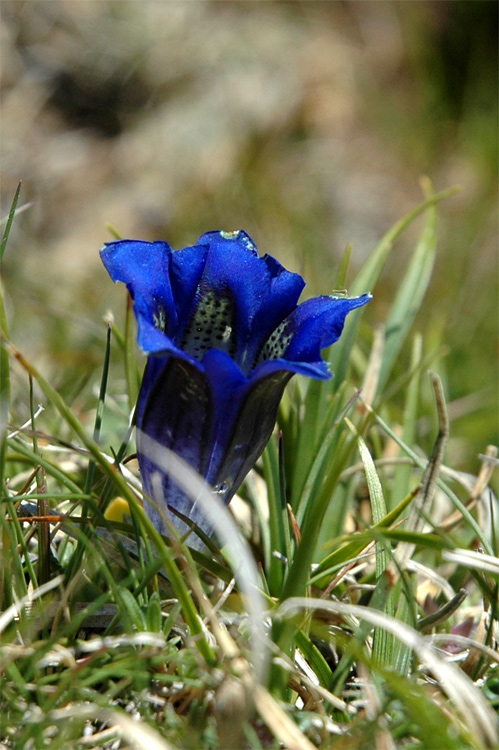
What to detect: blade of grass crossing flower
<box><xmin>6</xmin><ymin>341</ymin><xmax>217</xmax><ymax>666</ymax></box>
<box><xmin>329</xmin><ymin>184</ymin><xmax>461</xmax><ymax>388</ymax></box>
<box><xmin>137</xmin><ymin>432</ymin><xmax>269</xmax><ymax>683</ymax></box>
<box><xmin>354</xmin><ymin>423</ymin><xmax>395</xmax><ymax>666</ymax></box>
<box><xmin>377</xmin><ymin>180</ymin><xmax>438</xmax><ymax>393</ymax></box>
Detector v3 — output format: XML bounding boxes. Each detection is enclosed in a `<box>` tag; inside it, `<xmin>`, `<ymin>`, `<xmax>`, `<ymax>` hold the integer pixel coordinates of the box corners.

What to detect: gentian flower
<box><xmin>101</xmin><ymin>230</ymin><xmax>371</xmax><ymax>548</ymax></box>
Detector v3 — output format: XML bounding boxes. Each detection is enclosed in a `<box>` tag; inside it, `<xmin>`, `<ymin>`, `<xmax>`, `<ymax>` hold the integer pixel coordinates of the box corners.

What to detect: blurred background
<box><xmin>1</xmin><ymin>1</ymin><xmax>497</xmax><ymax>470</ymax></box>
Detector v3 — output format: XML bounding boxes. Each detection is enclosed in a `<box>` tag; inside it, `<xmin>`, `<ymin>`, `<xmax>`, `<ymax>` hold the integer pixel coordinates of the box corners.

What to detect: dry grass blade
<box><xmin>442</xmin><ymin>548</ymin><xmax>499</xmax><ymax>577</ymax></box>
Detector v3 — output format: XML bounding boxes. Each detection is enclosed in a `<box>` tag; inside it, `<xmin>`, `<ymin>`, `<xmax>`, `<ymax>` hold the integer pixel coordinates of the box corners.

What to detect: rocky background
<box><xmin>1</xmin><ymin>0</ymin><xmax>497</xmax><ymax>460</ymax></box>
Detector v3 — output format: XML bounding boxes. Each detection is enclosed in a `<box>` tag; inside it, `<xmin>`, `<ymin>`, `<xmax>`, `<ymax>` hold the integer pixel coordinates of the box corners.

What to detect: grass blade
<box><xmin>354</xmin><ymin>423</ymin><xmax>395</xmax><ymax>665</ymax></box>
<box><xmin>377</xmin><ymin>178</ymin><xmax>438</xmax><ymax>392</ymax></box>
<box><xmin>330</xmin><ymin>184</ymin><xmax>461</xmax><ymax>388</ymax></box>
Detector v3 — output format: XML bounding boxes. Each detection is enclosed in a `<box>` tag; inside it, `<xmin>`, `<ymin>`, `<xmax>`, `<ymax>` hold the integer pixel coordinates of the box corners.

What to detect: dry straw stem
<box><xmin>278</xmin><ymin>598</ymin><xmax>498</xmax><ymax>748</ymax></box>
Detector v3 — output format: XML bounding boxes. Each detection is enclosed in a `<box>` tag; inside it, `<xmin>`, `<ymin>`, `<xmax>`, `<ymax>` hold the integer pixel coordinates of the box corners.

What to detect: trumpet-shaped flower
<box><xmin>101</xmin><ymin>230</ymin><xmax>371</xmax><ymax>547</ymax></box>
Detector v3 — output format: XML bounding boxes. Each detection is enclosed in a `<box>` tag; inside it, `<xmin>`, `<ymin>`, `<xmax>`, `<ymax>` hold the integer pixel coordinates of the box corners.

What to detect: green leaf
<box><xmin>333</xmin><ymin>242</ymin><xmax>352</xmax><ymax>289</ymax></box>
<box><xmin>329</xmin><ymin>184</ymin><xmax>461</xmax><ymax>388</ymax></box>
<box><xmin>354</xmin><ymin>424</ymin><xmax>395</xmax><ymax>665</ymax></box>
<box><xmin>145</xmin><ymin>591</ymin><xmax>163</xmax><ymax>632</ymax></box>
<box><xmin>377</xmin><ymin>180</ymin><xmax>438</xmax><ymax>392</ymax></box>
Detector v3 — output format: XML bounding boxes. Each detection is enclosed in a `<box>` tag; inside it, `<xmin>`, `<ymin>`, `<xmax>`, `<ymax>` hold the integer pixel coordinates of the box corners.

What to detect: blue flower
<box><xmin>101</xmin><ymin>230</ymin><xmax>371</xmax><ymax>547</ymax></box>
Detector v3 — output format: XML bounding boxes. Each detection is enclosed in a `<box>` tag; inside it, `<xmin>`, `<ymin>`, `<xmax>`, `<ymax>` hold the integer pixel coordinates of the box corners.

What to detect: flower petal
<box><xmin>284</xmin><ymin>293</ymin><xmax>372</xmax><ymax>363</ymax></box>
<box><xmin>100</xmin><ymin>239</ymin><xmax>178</xmax><ymax>336</ymax></box>
<box><xmin>211</xmin><ymin>368</ymin><xmax>292</xmax><ymax>501</ymax></box>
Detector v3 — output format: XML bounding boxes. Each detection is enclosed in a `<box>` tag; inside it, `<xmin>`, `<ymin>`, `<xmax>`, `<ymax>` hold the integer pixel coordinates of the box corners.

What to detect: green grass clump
<box><xmin>1</xmin><ymin>186</ymin><xmax>498</xmax><ymax>749</ymax></box>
